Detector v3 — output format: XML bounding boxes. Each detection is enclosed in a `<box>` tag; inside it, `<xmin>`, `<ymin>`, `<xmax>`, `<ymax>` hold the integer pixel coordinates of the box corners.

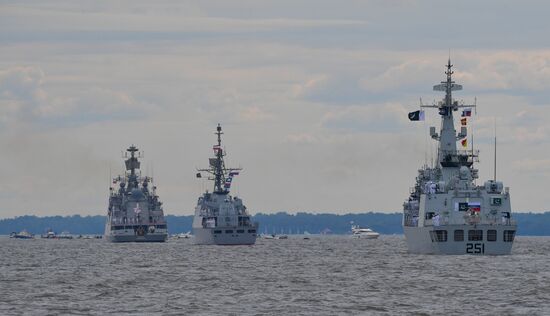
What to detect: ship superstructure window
<box><xmin>468</xmin><ymin>230</ymin><xmax>483</xmax><ymax>241</ymax></box>
<box><xmin>454</xmin><ymin>230</ymin><xmax>464</xmax><ymax>241</ymax></box>
<box><xmin>430</xmin><ymin>230</ymin><xmax>447</xmax><ymax>242</ymax></box>
<box><xmin>425</xmin><ymin>212</ymin><xmax>435</xmax><ymax>220</ymax></box>
<box><xmin>248</xmin><ymin>229</ymin><xmax>256</xmax><ymax>233</ymax></box>
<box><xmin>213</xmin><ymin>230</ymin><xmax>222</xmax><ymax>234</ymax></box>
<box><xmin>237</xmin><ymin>230</ymin><xmax>245</xmax><ymax>233</ymax></box>
<box><xmin>503</xmin><ymin>230</ymin><xmax>515</xmax><ymax>242</ymax></box>
<box><xmin>225</xmin><ymin>230</ymin><xmax>234</xmax><ymax>234</ymax></box>
<box><xmin>487</xmin><ymin>230</ymin><xmax>497</xmax><ymax>241</ymax></box>
<box><xmin>238</xmin><ymin>216</ymin><xmax>251</xmax><ymax>227</ymax></box>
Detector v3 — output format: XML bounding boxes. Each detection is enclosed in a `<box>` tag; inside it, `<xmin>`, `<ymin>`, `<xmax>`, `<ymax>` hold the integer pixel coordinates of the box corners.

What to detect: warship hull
<box><xmin>105</xmin><ymin>224</ymin><xmax>167</xmax><ymax>243</ymax></box>
<box><xmin>106</xmin><ymin>233</ymin><xmax>167</xmax><ymax>243</ymax></box>
<box><xmin>404</xmin><ymin>225</ymin><xmax>516</xmax><ymax>255</ymax></box>
<box><xmin>193</xmin><ymin>225</ymin><xmax>258</xmax><ymax>245</ymax></box>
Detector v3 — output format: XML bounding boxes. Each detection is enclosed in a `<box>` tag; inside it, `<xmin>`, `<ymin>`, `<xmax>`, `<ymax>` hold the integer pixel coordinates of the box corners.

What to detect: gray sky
<box><xmin>1</xmin><ymin>0</ymin><xmax>550</xmax><ymax>217</ymax></box>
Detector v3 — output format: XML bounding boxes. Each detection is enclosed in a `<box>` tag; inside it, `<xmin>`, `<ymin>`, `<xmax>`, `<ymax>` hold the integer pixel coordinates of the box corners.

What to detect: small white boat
<box><xmin>275</xmin><ymin>235</ymin><xmax>288</xmax><ymax>240</ymax></box>
<box><xmin>41</xmin><ymin>229</ymin><xmax>57</xmax><ymax>239</ymax></box>
<box><xmin>261</xmin><ymin>234</ymin><xmax>275</xmax><ymax>239</ymax></box>
<box><xmin>175</xmin><ymin>232</ymin><xmax>192</xmax><ymax>239</ymax></box>
<box><xmin>57</xmin><ymin>231</ymin><xmax>74</xmax><ymax>239</ymax></box>
<box><xmin>351</xmin><ymin>224</ymin><xmax>379</xmax><ymax>239</ymax></box>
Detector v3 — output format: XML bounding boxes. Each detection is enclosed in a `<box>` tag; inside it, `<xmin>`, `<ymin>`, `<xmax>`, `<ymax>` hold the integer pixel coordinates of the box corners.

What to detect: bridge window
<box><xmin>487</xmin><ymin>230</ymin><xmax>497</xmax><ymax>242</ymax></box>
<box><xmin>225</xmin><ymin>230</ymin><xmax>234</xmax><ymax>234</ymax></box>
<box><xmin>468</xmin><ymin>230</ymin><xmax>483</xmax><ymax>241</ymax></box>
<box><xmin>454</xmin><ymin>230</ymin><xmax>464</xmax><ymax>241</ymax></box>
<box><xmin>213</xmin><ymin>230</ymin><xmax>222</xmax><ymax>234</ymax></box>
<box><xmin>236</xmin><ymin>230</ymin><xmax>245</xmax><ymax>233</ymax></box>
<box><xmin>248</xmin><ymin>229</ymin><xmax>256</xmax><ymax>233</ymax></box>
<box><xmin>503</xmin><ymin>230</ymin><xmax>515</xmax><ymax>242</ymax></box>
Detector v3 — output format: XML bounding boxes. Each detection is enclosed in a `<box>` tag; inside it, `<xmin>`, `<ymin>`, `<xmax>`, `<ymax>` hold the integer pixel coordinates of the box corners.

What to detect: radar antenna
<box><xmin>416</xmin><ymin>60</ymin><xmax>478</xmax><ymax>170</ymax></box>
<box><xmin>124</xmin><ymin>145</ymin><xmax>142</xmax><ymax>190</ymax></box>
<box><xmin>197</xmin><ymin>124</ymin><xmax>242</xmax><ymax>194</ymax></box>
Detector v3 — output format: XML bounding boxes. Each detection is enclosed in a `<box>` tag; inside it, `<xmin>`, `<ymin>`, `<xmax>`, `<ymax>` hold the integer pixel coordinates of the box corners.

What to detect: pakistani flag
<box><xmin>408</xmin><ymin>110</ymin><xmax>425</xmax><ymax>121</ymax></box>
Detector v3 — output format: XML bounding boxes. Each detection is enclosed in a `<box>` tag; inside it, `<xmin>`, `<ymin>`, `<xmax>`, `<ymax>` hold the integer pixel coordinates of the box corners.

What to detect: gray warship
<box><xmin>193</xmin><ymin>124</ymin><xmax>258</xmax><ymax>245</ymax></box>
<box><xmin>403</xmin><ymin>60</ymin><xmax>516</xmax><ymax>255</ymax></box>
<box><xmin>105</xmin><ymin>145</ymin><xmax>168</xmax><ymax>242</ymax></box>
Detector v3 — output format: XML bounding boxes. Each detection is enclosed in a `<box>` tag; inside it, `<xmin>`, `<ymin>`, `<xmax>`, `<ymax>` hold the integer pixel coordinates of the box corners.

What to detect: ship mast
<box><xmin>421</xmin><ymin>59</ymin><xmax>476</xmax><ymax>180</ymax></box>
<box><xmin>125</xmin><ymin>145</ymin><xmax>141</xmax><ymax>190</ymax></box>
<box><xmin>198</xmin><ymin>124</ymin><xmax>242</xmax><ymax>194</ymax></box>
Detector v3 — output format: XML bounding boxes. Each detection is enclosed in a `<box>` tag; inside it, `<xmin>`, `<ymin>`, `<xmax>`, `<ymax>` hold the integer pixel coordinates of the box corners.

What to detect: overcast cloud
<box><xmin>1</xmin><ymin>0</ymin><xmax>550</xmax><ymax>217</ymax></box>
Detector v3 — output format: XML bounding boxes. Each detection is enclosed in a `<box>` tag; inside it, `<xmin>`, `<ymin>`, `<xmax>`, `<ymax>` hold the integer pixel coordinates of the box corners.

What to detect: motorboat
<box><xmin>175</xmin><ymin>232</ymin><xmax>192</xmax><ymax>239</ymax></box>
<box><xmin>10</xmin><ymin>230</ymin><xmax>34</xmax><ymax>239</ymax></box>
<box><xmin>351</xmin><ymin>224</ymin><xmax>379</xmax><ymax>239</ymax></box>
<box><xmin>57</xmin><ymin>231</ymin><xmax>74</xmax><ymax>239</ymax></box>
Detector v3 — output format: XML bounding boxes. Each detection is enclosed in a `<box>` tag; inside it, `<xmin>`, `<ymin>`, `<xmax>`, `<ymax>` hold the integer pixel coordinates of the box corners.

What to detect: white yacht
<box><xmin>351</xmin><ymin>224</ymin><xmax>380</xmax><ymax>239</ymax></box>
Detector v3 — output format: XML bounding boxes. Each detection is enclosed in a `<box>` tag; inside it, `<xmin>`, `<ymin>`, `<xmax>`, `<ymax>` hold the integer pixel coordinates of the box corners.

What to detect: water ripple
<box><xmin>0</xmin><ymin>236</ymin><xmax>547</xmax><ymax>315</ymax></box>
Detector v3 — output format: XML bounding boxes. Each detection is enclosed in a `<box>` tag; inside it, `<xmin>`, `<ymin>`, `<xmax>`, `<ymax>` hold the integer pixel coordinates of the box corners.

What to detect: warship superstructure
<box><xmin>105</xmin><ymin>145</ymin><xmax>168</xmax><ymax>242</ymax></box>
<box><xmin>403</xmin><ymin>60</ymin><xmax>516</xmax><ymax>255</ymax></box>
<box><xmin>193</xmin><ymin>124</ymin><xmax>258</xmax><ymax>245</ymax></box>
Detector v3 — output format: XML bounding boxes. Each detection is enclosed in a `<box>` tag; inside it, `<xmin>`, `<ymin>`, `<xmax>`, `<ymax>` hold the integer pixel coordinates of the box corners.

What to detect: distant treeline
<box><xmin>0</xmin><ymin>212</ymin><xmax>549</xmax><ymax>236</ymax></box>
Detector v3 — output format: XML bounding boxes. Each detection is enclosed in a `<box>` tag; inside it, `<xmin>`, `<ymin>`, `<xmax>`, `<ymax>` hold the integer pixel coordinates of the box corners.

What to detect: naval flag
<box><xmin>224</xmin><ymin>176</ymin><xmax>233</xmax><ymax>189</ymax></box>
<box><xmin>408</xmin><ymin>110</ymin><xmax>425</xmax><ymax>121</ymax></box>
<box><xmin>461</xmin><ymin>138</ymin><xmax>468</xmax><ymax>148</ymax></box>
<box><xmin>461</xmin><ymin>117</ymin><xmax>467</xmax><ymax>126</ymax></box>
<box><xmin>462</xmin><ymin>108</ymin><xmax>472</xmax><ymax>117</ymax></box>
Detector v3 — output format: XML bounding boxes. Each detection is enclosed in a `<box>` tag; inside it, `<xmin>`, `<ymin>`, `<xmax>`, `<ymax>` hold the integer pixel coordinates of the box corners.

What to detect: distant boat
<box><xmin>57</xmin><ymin>231</ymin><xmax>74</xmax><ymax>239</ymax></box>
<box><xmin>174</xmin><ymin>232</ymin><xmax>192</xmax><ymax>239</ymax></box>
<box><xmin>351</xmin><ymin>224</ymin><xmax>379</xmax><ymax>239</ymax></box>
<box><xmin>41</xmin><ymin>228</ymin><xmax>57</xmax><ymax>239</ymax></box>
<box><xmin>275</xmin><ymin>235</ymin><xmax>288</xmax><ymax>240</ymax></box>
<box><xmin>261</xmin><ymin>234</ymin><xmax>275</xmax><ymax>240</ymax></box>
<box><xmin>10</xmin><ymin>230</ymin><xmax>34</xmax><ymax>239</ymax></box>
<box><xmin>75</xmin><ymin>234</ymin><xmax>102</xmax><ymax>239</ymax></box>
<box><xmin>303</xmin><ymin>231</ymin><xmax>311</xmax><ymax>240</ymax></box>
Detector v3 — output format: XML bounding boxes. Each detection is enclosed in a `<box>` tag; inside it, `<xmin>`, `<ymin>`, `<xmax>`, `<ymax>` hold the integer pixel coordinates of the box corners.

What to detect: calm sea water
<box><xmin>1</xmin><ymin>236</ymin><xmax>549</xmax><ymax>315</ymax></box>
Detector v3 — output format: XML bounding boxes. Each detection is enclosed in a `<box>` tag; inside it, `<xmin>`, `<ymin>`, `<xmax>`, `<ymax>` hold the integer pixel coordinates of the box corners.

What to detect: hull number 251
<box><xmin>466</xmin><ymin>243</ymin><xmax>485</xmax><ymax>254</ymax></box>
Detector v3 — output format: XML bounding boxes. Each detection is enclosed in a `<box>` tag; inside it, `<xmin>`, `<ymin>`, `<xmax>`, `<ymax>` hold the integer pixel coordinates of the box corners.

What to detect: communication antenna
<box><xmin>471</xmin><ymin>131</ymin><xmax>474</xmax><ymax>168</ymax></box>
<box><xmin>493</xmin><ymin>117</ymin><xmax>497</xmax><ymax>182</ymax></box>
<box><xmin>426</xmin><ymin>98</ymin><xmax>431</xmax><ymax>166</ymax></box>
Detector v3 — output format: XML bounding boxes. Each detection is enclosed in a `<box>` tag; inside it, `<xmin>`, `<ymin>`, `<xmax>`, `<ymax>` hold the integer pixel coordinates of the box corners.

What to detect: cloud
<box><xmin>1</xmin><ymin>4</ymin><xmax>366</xmax><ymax>35</ymax></box>
<box><xmin>0</xmin><ymin>66</ymin><xmax>46</xmax><ymax>123</ymax></box>
<box><xmin>320</xmin><ymin>103</ymin><xmax>409</xmax><ymax>133</ymax></box>
<box><xmin>0</xmin><ymin>66</ymin><xmax>154</xmax><ymax>129</ymax></box>
<box><xmin>2</xmin><ymin>1</ymin><xmax>550</xmax><ymax>215</ymax></box>
<box><xmin>456</xmin><ymin>51</ymin><xmax>550</xmax><ymax>93</ymax></box>
<box><xmin>285</xmin><ymin>133</ymin><xmax>319</xmax><ymax>145</ymax></box>
<box><xmin>238</xmin><ymin>106</ymin><xmax>274</xmax><ymax>122</ymax></box>
<box><xmin>512</xmin><ymin>158</ymin><xmax>550</xmax><ymax>173</ymax></box>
